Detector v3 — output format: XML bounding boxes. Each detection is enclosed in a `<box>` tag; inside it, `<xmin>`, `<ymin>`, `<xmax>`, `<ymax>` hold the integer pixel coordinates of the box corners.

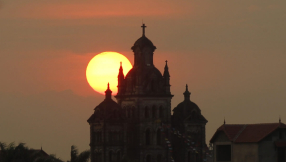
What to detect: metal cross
<box><xmin>141</xmin><ymin>24</ymin><xmax>147</xmax><ymax>36</ymax></box>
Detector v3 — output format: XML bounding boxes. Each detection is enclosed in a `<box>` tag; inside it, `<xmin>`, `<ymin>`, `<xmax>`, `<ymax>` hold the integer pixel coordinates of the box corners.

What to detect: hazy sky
<box><xmin>1</xmin><ymin>0</ymin><xmax>286</xmax><ymax>160</ymax></box>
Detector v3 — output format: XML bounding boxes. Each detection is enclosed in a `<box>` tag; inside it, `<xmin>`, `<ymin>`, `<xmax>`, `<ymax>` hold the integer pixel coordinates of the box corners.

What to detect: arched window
<box><xmin>145</xmin><ymin>107</ymin><xmax>149</xmax><ymax>118</ymax></box>
<box><xmin>188</xmin><ymin>151</ymin><xmax>191</xmax><ymax>162</ymax></box>
<box><xmin>146</xmin><ymin>155</ymin><xmax>151</xmax><ymax>162</ymax></box>
<box><xmin>132</xmin><ymin>107</ymin><xmax>135</xmax><ymax>117</ymax></box>
<box><xmin>157</xmin><ymin>154</ymin><xmax>162</xmax><ymax>162</ymax></box>
<box><xmin>117</xmin><ymin>151</ymin><xmax>121</xmax><ymax>162</ymax></box>
<box><xmin>118</xmin><ymin>131</ymin><xmax>122</xmax><ymax>143</ymax></box>
<box><xmin>159</xmin><ymin>106</ymin><xmax>163</xmax><ymax>118</ymax></box>
<box><xmin>95</xmin><ymin>152</ymin><xmax>102</xmax><ymax>162</ymax></box>
<box><xmin>152</xmin><ymin>106</ymin><xmax>156</xmax><ymax>118</ymax></box>
<box><xmin>109</xmin><ymin>151</ymin><xmax>113</xmax><ymax>162</ymax></box>
<box><xmin>127</xmin><ymin>109</ymin><xmax>130</xmax><ymax>118</ymax></box>
<box><xmin>156</xmin><ymin>129</ymin><xmax>161</xmax><ymax>145</ymax></box>
<box><xmin>146</xmin><ymin>129</ymin><xmax>151</xmax><ymax>145</ymax></box>
<box><xmin>109</xmin><ymin>131</ymin><xmax>113</xmax><ymax>144</ymax></box>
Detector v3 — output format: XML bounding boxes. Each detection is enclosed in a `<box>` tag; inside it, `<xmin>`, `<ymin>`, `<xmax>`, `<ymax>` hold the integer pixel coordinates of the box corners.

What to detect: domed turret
<box><xmin>115</xmin><ymin>24</ymin><xmax>173</xmax><ymax>97</ymax></box>
<box><xmin>172</xmin><ymin>85</ymin><xmax>207</xmax><ymax>130</ymax></box>
<box><xmin>87</xmin><ymin>83</ymin><xmax>124</xmax><ymax>123</ymax></box>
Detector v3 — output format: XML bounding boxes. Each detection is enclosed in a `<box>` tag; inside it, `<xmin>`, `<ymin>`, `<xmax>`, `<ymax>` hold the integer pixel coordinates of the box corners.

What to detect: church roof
<box><xmin>87</xmin><ymin>84</ymin><xmax>124</xmax><ymax>123</ymax></box>
<box><xmin>172</xmin><ymin>85</ymin><xmax>207</xmax><ymax>123</ymax></box>
<box><xmin>210</xmin><ymin>122</ymin><xmax>286</xmax><ymax>143</ymax></box>
<box><xmin>131</xmin><ymin>35</ymin><xmax>156</xmax><ymax>51</ymax></box>
<box><xmin>131</xmin><ymin>24</ymin><xmax>156</xmax><ymax>51</ymax></box>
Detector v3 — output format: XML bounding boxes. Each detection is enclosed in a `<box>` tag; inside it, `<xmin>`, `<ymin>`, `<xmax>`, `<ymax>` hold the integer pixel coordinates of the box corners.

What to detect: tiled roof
<box><xmin>210</xmin><ymin>122</ymin><xmax>286</xmax><ymax>143</ymax></box>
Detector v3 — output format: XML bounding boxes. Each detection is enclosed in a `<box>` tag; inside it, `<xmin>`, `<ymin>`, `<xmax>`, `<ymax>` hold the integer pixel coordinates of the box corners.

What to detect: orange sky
<box><xmin>1</xmin><ymin>0</ymin><xmax>286</xmax><ymax>160</ymax></box>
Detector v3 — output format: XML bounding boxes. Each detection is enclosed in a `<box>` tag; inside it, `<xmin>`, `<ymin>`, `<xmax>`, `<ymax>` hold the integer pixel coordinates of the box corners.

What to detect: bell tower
<box><xmin>115</xmin><ymin>24</ymin><xmax>173</xmax><ymax>162</ymax></box>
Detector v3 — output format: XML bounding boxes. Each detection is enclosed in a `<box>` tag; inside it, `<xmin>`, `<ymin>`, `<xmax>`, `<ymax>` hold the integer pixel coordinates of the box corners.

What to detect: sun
<box><xmin>86</xmin><ymin>51</ymin><xmax>132</xmax><ymax>95</ymax></box>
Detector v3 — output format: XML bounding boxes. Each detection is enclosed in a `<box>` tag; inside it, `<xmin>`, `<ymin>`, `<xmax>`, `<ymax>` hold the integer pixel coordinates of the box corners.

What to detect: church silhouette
<box><xmin>87</xmin><ymin>24</ymin><xmax>208</xmax><ymax>162</ymax></box>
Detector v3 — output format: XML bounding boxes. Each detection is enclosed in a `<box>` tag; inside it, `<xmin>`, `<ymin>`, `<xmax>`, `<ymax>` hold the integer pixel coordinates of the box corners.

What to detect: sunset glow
<box><xmin>86</xmin><ymin>52</ymin><xmax>132</xmax><ymax>95</ymax></box>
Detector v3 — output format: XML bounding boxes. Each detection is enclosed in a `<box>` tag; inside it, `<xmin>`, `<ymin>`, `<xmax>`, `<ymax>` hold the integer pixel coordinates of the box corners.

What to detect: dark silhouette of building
<box><xmin>87</xmin><ymin>24</ymin><xmax>208</xmax><ymax>162</ymax></box>
<box><xmin>210</xmin><ymin>122</ymin><xmax>286</xmax><ymax>162</ymax></box>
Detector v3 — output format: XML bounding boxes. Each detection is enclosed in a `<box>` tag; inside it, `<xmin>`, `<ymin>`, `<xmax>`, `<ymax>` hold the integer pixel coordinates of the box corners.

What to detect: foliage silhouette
<box><xmin>70</xmin><ymin>146</ymin><xmax>90</xmax><ymax>162</ymax></box>
<box><xmin>0</xmin><ymin>142</ymin><xmax>63</xmax><ymax>162</ymax></box>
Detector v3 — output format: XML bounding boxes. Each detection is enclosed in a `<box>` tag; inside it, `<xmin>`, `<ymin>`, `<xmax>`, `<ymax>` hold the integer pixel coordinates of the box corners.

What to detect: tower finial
<box><xmin>186</xmin><ymin>84</ymin><xmax>188</xmax><ymax>91</ymax></box>
<box><xmin>279</xmin><ymin>116</ymin><xmax>281</xmax><ymax>123</ymax></box>
<box><xmin>183</xmin><ymin>84</ymin><xmax>191</xmax><ymax>101</ymax></box>
<box><xmin>105</xmin><ymin>82</ymin><xmax>112</xmax><ymax>99</ymax></box>
<box><xmin>141</xmin><ymin>23</ymin><xmax>147</xmax><ymax>36</ymax></box>
<box><xmin>224</xmin><ymin>117</ymin><xmax>226</xmax><ymax>125</ymax></box>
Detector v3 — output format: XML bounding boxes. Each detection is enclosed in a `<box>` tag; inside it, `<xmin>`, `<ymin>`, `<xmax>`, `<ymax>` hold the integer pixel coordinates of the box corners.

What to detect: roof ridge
<box><xmin>257</xmin><ymin>123</ymin><xmax>281</xmax><ymax>142</ymax></box>
<box><xmin>233</xmin><ymin>124</ymin><xmax>247</xmax><ymax>142</ymax></box>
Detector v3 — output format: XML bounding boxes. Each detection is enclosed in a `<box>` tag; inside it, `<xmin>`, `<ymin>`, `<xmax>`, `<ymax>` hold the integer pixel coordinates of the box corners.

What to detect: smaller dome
<box><xmin>87</xmin><ymin>84</ymin><xmax>124</xmax><ymax>123</ymax></box>
<box><xmin>131</xmin><ymin>35</ymin><xmax>156</xmax><ymax>51</ymax></box>
<box><xmin>172</xmin><ymin>85</ymin><xmax>207</xmax><ymax>124</ymax></box>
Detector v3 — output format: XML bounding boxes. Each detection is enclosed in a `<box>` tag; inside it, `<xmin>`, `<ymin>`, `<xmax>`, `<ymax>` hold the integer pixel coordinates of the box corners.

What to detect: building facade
<box><xmin>88</xmin><ymin>24</ymin><xmax>208</xmax><ymax>162</ymax></box>
<box><xmin>210</xmin><ymin>122</ymin><xmax>286</xmax><ymax>162</ymax></box>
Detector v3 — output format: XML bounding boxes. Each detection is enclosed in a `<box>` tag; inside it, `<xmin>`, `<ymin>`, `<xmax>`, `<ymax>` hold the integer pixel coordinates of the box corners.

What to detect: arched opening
<box><xmin>152</xmin><ymin>106</ymin><xmax>156</xmax><ymax>118</ymax></box>
<box><xmin>157</xmin><ymin>154</ymin><xmax>162</xmax><ymax>162</ymax></box>
<box><xmin>145</xmin><ymin>107</ymin><xmax>149</xmax><ymax>118</ymax></box>
<box><xmin>146</xmin><ymin>129</ymin><xmax>151</xmax><ymax>145</ymax></box>
<box><xmin>156</xmin><ymin>129</ymin><xmax>161</xmax><ymax>145</ymax></box>
<box><xmin>95</xmin><ymin>152</ymin><xmax>102</xmax><ymax>162</ymax></box>
<box><xmin>188</xmin><ymin>151</ymin><xmax>191</xmax><ymax>162</ymax></box>
<box><xmin>116</xmin><ymin>151</ymin><xmax>121</xmax><ymax>162</ymax></box>
<box><xmin>159</xmin><ymin>106</ymin><xmax>163</xmax><ymax>118</ymax></box>
<box><xmin>109</xmin><ymin>151</ymin><xmax>113</xmax><ymax>162</ymax></box>
<box><xmin>127</xmin><ymin>109</ymin><xmax>130</xmax><ymax>118</ymax></box>
<box><xmin>109</xmin><ymin>131</ymin><xmax>113</xmax><ymax>144</ymax></box>
<box><xmin>146</xmin><ymin>155</ymin><xmax>151</xmax><ymax>162</ymax></box>
<box><xmin>132</xmin><ymin>106</ymin><xmax>136</xmax><ymax>117</ymax></box>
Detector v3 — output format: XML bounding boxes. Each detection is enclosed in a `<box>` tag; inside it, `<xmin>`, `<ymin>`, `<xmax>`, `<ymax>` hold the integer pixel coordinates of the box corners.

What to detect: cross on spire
<box><xmin>141</xmin><ymin>23</ymin><xmax>147</xmax><ymax>36</ymax></box>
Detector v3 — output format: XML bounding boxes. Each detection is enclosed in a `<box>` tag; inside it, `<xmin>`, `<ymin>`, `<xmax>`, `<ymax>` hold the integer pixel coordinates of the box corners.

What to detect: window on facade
<box><xmin>146</xmin><ymin>129</ymin><xmax>151</xmax><ymax>145</ymax></box>
<box><xmin>117</xmin><ymin>151</ymin><xmax>121</xmax><ymax>162</ymax></box>
<box><xmin>152</xmin><ymin>106</ymin><xmax>156</xmax><ymax>118</ymax></box>
<box><xmin>145</xmin><ymin>107</ymin><xmax>149</xmax><ymax>118</ymax></box>
<box><xmin>109</xmin><ymin>132</ymin><xmax>113</xmax><ymax>144</ymax></box>
<box><xmin>95</xmin><ymin>152</ymin><xmax>102</xmax><ymax>162</ymax></box>
<box><xmin>132</xmin><ymin>107</ymin><xmax>135</xmax><ymax>117</ymax></box>
<box><xmin>157</xmin><ymin>154</ymin><xmax>162</xmax><ymax>162</ymax></box>
<box><xmin>156</xmin><ymin>129</ymin><xmax>161</xmax><ymax>145</ymax></box>
<box><xmin>146</xmin><ymin>155</ymin><xmax>151</xmax><ymax>162</ymax></box>
<box><xmin>127</xmin><ymin>109</ymin><xmax>130</xmax><ymax>118</ymax></box>
<box><xmin>159</xmin><ymin>106</ymin><xmax>163</xmax><ymax>118</ymax></box>
<box><xmin>109</xmin><ymin>151</ymin><xmax>113</xmax><ymax>162</ymax></box>
<box><xmin>96</xmin><ymin>132</ymin><xmax>102</xmax><ymax>144</ymax></box>
<box><xmin>216</xmin><ymin>145</ymin><xmax>231</xmax><ymax>161</ymax></box>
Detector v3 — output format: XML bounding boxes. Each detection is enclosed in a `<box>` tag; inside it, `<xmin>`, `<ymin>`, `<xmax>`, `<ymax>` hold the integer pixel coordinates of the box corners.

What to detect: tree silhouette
<box><xmin>70</xmin><ymin>146</ymin><xmax>90</xmax><ymax>162</ymax></box>
<box><xmin>0</xmin><ymin>142</ymin><xmax>63</xmax><ymax>162</ymax></box>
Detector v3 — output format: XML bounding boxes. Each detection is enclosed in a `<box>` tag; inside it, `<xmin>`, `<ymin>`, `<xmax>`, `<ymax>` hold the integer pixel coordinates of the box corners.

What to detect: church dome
<box><xmin>131</xmin><ymin>24</ymin><xmax>156</xmax><ymax>51</ymax></box>
<box><xmin>172</xmin><ymin>85</ymin><xmax>207</xmax><ymax>124</ymax></box>
<box><xmin>87</xmin><ymin>84</ymin><xmax>124</xmax><ymax>123</ymax></box>
<box><xmin>131</xmin><ymin>35</ymin><xmax>156</xmax><ymax>51</ymax></box>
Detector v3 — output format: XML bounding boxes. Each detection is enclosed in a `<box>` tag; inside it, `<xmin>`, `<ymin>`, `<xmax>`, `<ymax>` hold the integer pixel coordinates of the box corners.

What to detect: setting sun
<box><xmin>86</xmin><ymin>52</ymin><xmax>132</xmax><ymax>95</ymax></box>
